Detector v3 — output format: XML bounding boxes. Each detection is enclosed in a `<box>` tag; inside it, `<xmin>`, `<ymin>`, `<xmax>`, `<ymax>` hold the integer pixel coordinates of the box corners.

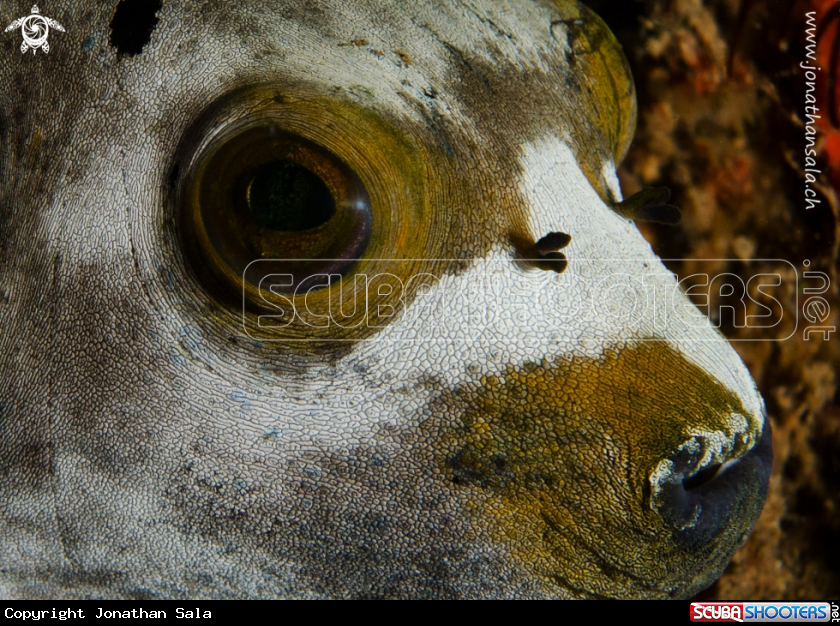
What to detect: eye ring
<box><xmin>173</xmin><ymin>88</ymin><xmax>432</xmax><ymax>339</ymax></box>
<box><xmin>192</xmin><ymin>124</ymin><xmax>372</xmax><ymax>293</ymax></box>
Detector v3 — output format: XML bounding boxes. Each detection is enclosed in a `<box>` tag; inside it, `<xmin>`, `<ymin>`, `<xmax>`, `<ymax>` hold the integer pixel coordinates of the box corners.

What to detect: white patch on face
<box><xmin>163</xmin><ymin>135</ymin><xmax>767</xmax><ymax>449</ymax></box>
<box><xmin>516</xmin><ymin>138</ymin><xmax>765</xmax><ymax>429</ymax></box>
<box><xmin>204</xmin><ymin>136</ymin><xmax>766</xmax><ymax>453</ymax></box>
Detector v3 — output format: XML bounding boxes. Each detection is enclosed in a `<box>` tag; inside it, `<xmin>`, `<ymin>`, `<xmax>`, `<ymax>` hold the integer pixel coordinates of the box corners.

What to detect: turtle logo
<box><xmin>5</xmin><ymin>5</ymin><xmax>65</xmax><ymax>55</ymax></box>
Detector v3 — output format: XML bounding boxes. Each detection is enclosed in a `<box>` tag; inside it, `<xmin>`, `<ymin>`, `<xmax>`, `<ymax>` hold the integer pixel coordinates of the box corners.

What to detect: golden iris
<box><xmin>183</xmin><ymin>123</ymin><xmax>372</xmax><ymax>299</ymax></box>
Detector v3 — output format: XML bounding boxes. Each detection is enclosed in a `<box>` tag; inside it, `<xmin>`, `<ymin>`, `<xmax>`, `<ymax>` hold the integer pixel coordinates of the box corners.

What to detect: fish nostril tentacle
<box><xmin>530</xmin><ymin>231</ymin><xmax>571</xmax><ymax>274</ymax></box>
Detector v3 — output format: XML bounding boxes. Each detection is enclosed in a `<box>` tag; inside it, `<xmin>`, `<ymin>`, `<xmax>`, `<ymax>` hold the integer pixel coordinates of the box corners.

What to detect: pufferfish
<box><xmin>0</xmin><ymin>0</ymin><xmax>771</xmax><ymax>599</ymax></box>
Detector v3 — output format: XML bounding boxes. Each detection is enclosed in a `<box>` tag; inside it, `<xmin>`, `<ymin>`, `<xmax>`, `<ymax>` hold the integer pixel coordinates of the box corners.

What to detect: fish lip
<box><xmin>652</xmin><ymin>417</ymin><xmax>773</xmax><ymax>542</ymax></box>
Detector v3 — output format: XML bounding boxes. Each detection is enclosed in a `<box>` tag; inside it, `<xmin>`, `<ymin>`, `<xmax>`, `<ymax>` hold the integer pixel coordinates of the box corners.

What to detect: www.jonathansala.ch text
<box><xmin>803</xmin><ymin>10</ymin><xmax>823</xmax><ymax>210</ymax></box>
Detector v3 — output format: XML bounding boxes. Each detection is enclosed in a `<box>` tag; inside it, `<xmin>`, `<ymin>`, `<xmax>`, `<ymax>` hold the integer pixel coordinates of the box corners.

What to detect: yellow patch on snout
<box><xmin>425</xmin><ymin>340</ymin><xmax>763</xmax><ymax>598</ymax></box>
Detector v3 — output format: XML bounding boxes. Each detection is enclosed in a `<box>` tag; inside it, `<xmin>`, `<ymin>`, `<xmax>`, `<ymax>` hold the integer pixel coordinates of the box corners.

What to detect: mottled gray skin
<box><xmin>0</xmin><ymin>0</ymin><xmax>769</xmax><ymax>599</ymax></box>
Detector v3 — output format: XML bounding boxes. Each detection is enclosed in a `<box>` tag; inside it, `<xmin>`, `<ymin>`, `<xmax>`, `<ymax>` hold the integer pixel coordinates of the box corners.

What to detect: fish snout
<box><xmin>652</xmin><ymin>416</ymin><xmax>773</xmax><ymax>547</ymax></box>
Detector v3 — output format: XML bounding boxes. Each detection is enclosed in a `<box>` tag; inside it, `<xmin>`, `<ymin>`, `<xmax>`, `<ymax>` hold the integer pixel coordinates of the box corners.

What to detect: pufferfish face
<box><xmin>0</xmin><ymin>0</ymin><xmax>771</xmax><ymax>599</ymax></box>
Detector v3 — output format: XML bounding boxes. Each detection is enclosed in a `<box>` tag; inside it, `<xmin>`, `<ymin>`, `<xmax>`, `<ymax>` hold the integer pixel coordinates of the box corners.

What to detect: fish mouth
<box><xmin>651</xmin><ymin>418</ymin><xmax>773</xmax><ymax>545</ymax></box>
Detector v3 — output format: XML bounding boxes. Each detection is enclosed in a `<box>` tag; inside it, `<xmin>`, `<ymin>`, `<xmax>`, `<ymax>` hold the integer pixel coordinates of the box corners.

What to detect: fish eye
<box><xmin>183</xmin><ymin>123</ymin><xmax>372</xmax><ymax>295</ymax></box>
<box><xmin>174</xmin><ymin>88</ymin><xmax>434</xmax><ymax>336</ymax></box>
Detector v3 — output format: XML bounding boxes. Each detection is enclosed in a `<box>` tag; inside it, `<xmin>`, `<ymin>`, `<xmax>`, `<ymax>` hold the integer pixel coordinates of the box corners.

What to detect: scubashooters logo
<box><xmin>4</xmin><ymin>5</ymin><xmax>65</xmax><ymax>55</ymax></box>
<box><xmin>690</xmin><ymin>602</ymin><xmax>831</xmax><ymax>622</ymax></box>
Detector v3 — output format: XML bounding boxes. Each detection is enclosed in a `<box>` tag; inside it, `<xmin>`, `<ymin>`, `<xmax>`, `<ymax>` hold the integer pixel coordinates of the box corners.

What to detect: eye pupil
<box><xmin>182</xmin><ymin>119</ymin><xmax>374</xmax><ymax>300</ymax></box>
<box><xmin>246</xmin><ymin>159</ymin><xmax>335</xmax><ymax>231</ymax></box>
